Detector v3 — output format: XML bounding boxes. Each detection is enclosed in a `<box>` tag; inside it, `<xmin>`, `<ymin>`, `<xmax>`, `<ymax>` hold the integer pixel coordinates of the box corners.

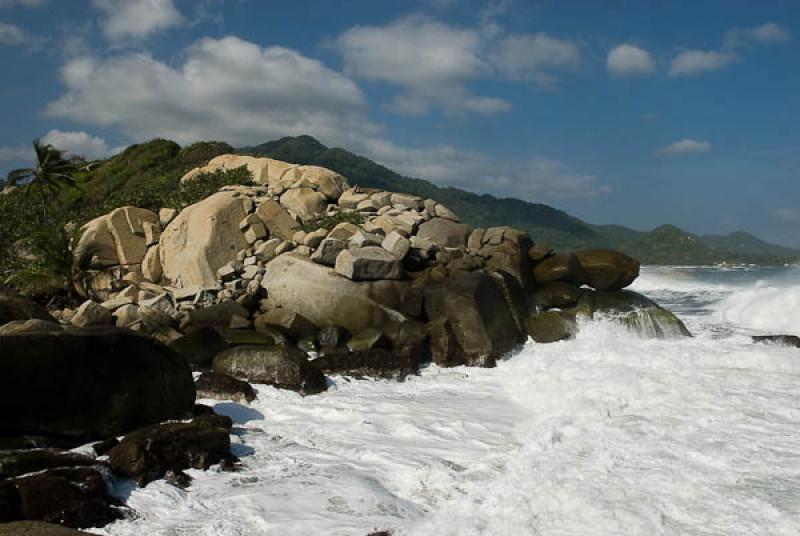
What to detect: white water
<box><xmin>94</xmin><ymin>266</ymin><xmax>800</xmax><ymax>536</ymax></box>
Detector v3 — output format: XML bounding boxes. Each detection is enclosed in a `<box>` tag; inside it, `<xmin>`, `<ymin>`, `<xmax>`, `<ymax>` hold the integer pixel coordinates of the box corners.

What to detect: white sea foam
<box><xmin>93</xmin><ymin>268</ymin><xmax>800</xmax><ymax>536</ymax></box>
<box><xmin>715</xmin><ymin>279</ymin><xmax>800</xmax><ymax>336</ymax></box>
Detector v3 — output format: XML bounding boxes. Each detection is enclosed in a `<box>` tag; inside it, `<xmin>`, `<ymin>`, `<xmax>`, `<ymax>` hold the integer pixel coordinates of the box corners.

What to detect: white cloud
<box><xmin>749</xmin><ymin>22</ymin><xmax>791</xmax><ymax>44</ymax></box>
<box><xmin>333</xmin><ymin>15</ymin><xmax>507</xmax><ymax>115</ymax></box>
<box><xmin>489</xmin><ymin>33</ymin><xmax>580</xmax><ymax>88</ymax></box>
<box><xmin>0</xmin><ymin>0</ymin><xmax>46</xmax><ymax>7</ymax></box>
<box><xmin>658</xmin><ymin>138</ymin><xmax>712</xmax><ymax>155</ymax></box>
<box><xmin>0</xmin><ymin>145</ymin><xmax>31</xmax><ymax>162</ymax></box>
<box><xmin>92</xmin><ymin>0</ymin><xmax>183</xmax><ymax>41</ymax></box>
<box><xmin>46</xmin><ymin>36</ymin><xmax>377</xmax><ymax>148</ymax></box>
<box><xmin>607</xmin><ymin>44</ymin><xmax>655</xmax><ymax>77</ymax></box>
<box><xmin>772</xmin><ymin>207</ymin><xmax>800</xmax><ymax>223</ymax></box>
<box><xmin>40</xmin><ymin>129</ymin><xmax>113</xmax><ymax>160</ymax></box>
<box><xmin>0</xmin><ymin>21</ymin><xmax>25</xmax><ymax>45</ymax></box>
<box><xmin>362</xmin><ymin>138</ymin><xmax>606</xmax><ymax>201</ymax></box>
<box><xmin>669</xmin><ymin>49</ymin><xmax>735</xmax><ymax>77</ymax></box>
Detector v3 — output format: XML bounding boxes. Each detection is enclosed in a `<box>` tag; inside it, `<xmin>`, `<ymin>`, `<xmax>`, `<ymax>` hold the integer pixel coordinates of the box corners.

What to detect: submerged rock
<box><xmin>752</xmin><ymin>335</ymin><xmax>800</xmax><ymax>347</ymax></box>
<box><xmin>580</xmin><ymin>290</ymin><xmax>691</xmax><ymax>338</ymax></box>
<box><xmin>527</xmin><ymin>311</ymin><xmax>577</xmax><ymax>343</ymax></box>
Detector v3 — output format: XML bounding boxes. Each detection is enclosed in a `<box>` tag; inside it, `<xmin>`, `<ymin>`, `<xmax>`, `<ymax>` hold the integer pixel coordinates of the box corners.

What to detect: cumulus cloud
<box><xmin>362</xmin><ymin>138</ymin><xmax>606</xmax><ymax>201</ymax></box>
<box><xmin>658</xmin><ymin>138</ymin><xmax>712</xmax><ymax>155</ymax></box>
<box><xmin>671</xmin><ymin>22</ymin><xmax>790</xmax><ymax>78</ymax></box>
<box><xmin>46</xmin><ymin>36</ymin><xmax>377</xmax><ymax>148</ymax></box>
<box><xmin>332</xmin><ymin>16</ymin><xmax>580</xmax><ymax>114</ymax></box>
<box><xmin>333</xmin><ymin>15</ymin><xmax>507</xmax><ymax>115</ymax></box>
<box><xmin>0</xmin><ymin>0</ymin><xmax>45</xmax><ymax>7</ymax></box>
<box><xmin>92</xmin><ymin>0</ymin><xmax>183</xmax><ymax>41</ymax></box>
<box><xmin>607</xmin><ymin>44</ymin><xmax>655</xmax><ymax>77</ymax></box>
<box><xmin>669</xmin><ymin>49</ymin><xmax>735</xmax><ymax>77</ymax></box>
<box><xmin>0</xmin><ymin>21</ymin><xmax>26</xmax><ymax>45</ymax></box>
<box><xmin>489</xmin><ymin>33</ymin><xmax>581</xmax><ymax>88</ymax></box>
<box><xmin>772</xmin><ymin>207</ymin><xmax>800</xmax><ymax>223</ymax></box>
<box><xmin>40</xmin><ymin>129</ymin><xmax>114</xmax><ymax>160</ymax></box>
<box><xmin>0</xmin><ymin>145</ymin><xmax>31</xmax><ymax>162</ymax></box>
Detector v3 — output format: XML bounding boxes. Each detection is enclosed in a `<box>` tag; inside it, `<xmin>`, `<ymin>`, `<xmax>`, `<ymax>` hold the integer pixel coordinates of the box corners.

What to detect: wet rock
<box><xmin>212</xmin><ymin>344</ymin><xmax>327</xmax><ymax>394</ymax></box>
<box><xmin>533</xmin><ymin>281</ymin><xmax>581</xmax><ymax>309</ymax></box>
<box><xmin>527</xmin><ymin>311</ymin><xmax>577</xmax><ymax>343</ymax></box>
<box><xmin>0</xmin><ymin>450</ymin><xmax>97</xmax><ymax>479</ymax></box>
<box><xmin>575</xmin><ymin>249</ymin><xmax>640</xmax><ymax>291</ymax></box>
<box><xmin>108</xmin><ymin>414</ymin><xmax>233</xmax><ymax>486</ymax></box>
<box><xmin>586</xmin><ymin>290</ymin><xmax>691</xmax><ymax>338</ymax></box>
<box><xmin>314</xmin><ymin>347</ymin><xmax>423</xmax><ymax>380</ymax></box>
<box><xmin>532</xmin><ymin>253</ymin><xmax>587</xmax><ymax>286</ymax></box>
<box><xmin>752</xmin><ymin>335</ymin><xmax>800</xmax><ymax>347</ymax></box>
<box><xmin>195</xmin><ymin>372</ymin><xmax>256</xmax><ymax>403</ymax></box>
<box><xmin>0</xmin><ymin>521</ymin><xmax>96</xmax><ymax>535</ymax></box>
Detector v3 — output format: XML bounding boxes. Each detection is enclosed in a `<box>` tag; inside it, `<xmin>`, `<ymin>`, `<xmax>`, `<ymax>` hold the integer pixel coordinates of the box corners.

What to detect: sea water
<box><xmin>96</xmin><ymin>266</ymin><xmax>800</xmax><ymax>536</ymax></box>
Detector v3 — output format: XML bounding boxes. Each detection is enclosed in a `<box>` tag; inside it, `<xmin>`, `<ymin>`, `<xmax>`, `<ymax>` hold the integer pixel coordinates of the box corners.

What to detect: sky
<box><xmin>0</xmin><ymin>0</ymin><xmax>798</xmax><ymax>246</ymax></box>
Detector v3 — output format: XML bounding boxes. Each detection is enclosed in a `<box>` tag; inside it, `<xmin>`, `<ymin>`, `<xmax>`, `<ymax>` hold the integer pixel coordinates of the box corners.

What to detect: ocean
<box><xmin>96</xmin><ymin>266</ymin><xmax>800</xmax><ymax>536</ymax></box>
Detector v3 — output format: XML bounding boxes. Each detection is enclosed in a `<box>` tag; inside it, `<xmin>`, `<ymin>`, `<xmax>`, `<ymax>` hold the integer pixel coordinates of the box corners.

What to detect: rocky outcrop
<box><xmin>0</xmin><ymin>328</ymin><xmax>195</xmax><ymax>441</ymax></box>
<box><xmin>212</xmin><ymin>344</ymin><xmax>326</xmax><ymax>394</ymax></box>
<box><xmin>160</xmin><ymin>191</ymin><xmax>252</xmax><ymax>287</ymax></box>
<box><xmin>108</xmin><ymin>414</ymin><xmax>234</xmax><ymax>486</ymax></box>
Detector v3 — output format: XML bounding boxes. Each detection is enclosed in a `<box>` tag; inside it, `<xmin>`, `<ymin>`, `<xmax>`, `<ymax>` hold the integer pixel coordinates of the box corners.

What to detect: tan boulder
<box><xmin>142</xmin><ymin>245</ymin><xmax>162</xmax><ymax>283</ymax></box>
<box><xmin>107</xmin><ymin>207</ymin><xmax>159</xmax><ymax>266</ymax></box>
<box><xmin>261</xmin><ymin>253</ymin><xmax>412</xmax><ymax>340</ymax></box>
<box><xmin>255</xmin><ymin>199</ymin><xmax>299</xmax><ymax>240</ymax></box>
<box><xmin>417</xmin><ymin>217</ymin><xmax>471</xmax><ymax>248</ymax></box>
<box><xmin>279</xmin><ymin>188</ymin><xmax>327</xmax><ymax>222</ymax></box>
<box><xmin>295</xmin><ymin>165</ymin><xmax>348</xmax><ymax>201</ymax></box>
<box><xmin>159</xmin><ymin>191</ymin><xmax>250</xmax><ymax>287</ymax></box>
<box><xmin>76</xmin><ymin>215</ymin><xmax>119</xmax><ymax>267</ymax></box>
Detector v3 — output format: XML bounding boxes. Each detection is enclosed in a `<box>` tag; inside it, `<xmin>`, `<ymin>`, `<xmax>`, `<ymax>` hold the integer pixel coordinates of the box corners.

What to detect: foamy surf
<box><xmin>95</xmin><ymin>267</ymin><xmax>800</xmax><ymax>536</ymax></box>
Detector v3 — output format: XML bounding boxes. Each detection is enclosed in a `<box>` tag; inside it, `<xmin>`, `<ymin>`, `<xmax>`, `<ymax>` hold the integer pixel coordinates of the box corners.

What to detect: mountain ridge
<box><xmin>242</xmin><ymin>135</ymin><xmax>799</xmax><ymax>265</ymax></box>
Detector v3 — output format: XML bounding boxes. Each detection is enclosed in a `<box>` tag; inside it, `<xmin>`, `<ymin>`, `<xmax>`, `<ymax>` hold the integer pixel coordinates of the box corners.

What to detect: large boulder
<box><xmin>0</xmin><ymin>287</ymin><xmax>54</xmax><ymax>327</ymax></box>
<box><xmin>533</xmin><ymin>253</ymin><xmax>587</xmax><ymax>286</ymax></box>
<box><xmin>527</xmin><ymin>311</ymin><xmax>577</xmax><ymax>343</ymax></box>
<box><xmin>424</xmin><ymin>271</ymin><xmax>525</xmax><ymax>366</ymax></box>
<box><xmin>180</xmin><ymin>154</ymin><xmax>291</xmax><ymax>185</ymax></box>
<box><xmin>261</xmin><ymin>254</ymin><xmax>413</xmax><ymax>342</ymax></box>
<box><xmin>292</xmin><ymin>165</ymin><xmax>347</xmax><ymax>201</ymax></box>
<box><xmin>417</xmin><ymin>218</ymin><xmax>470</xmax><ymax>248</ymax></box>
<box><xmin>108</xmin><ymin>414</ymin><xmax>233</xmax><ymax>486</ymax></box>
<box><xmin>212</xmin><ymin>344</ymin><xmax>326</xmax><ymax>394</ymax></box>
<box><xmin>255</xmin><ymin>199</ymin><xmax>299</xmax><ymax>241</ymax></box>
<box><xmin>0</xmin><ymin>467</ymin><xmax>121</xmax><ymax>529</ymax></box>
<box><xmin>0</xmin><ymin>329</ymin><xmax>196</xmax><ymax>441</ymax></box>
<box><xmin>480</xmin><ymin>228</ymin><xmax>536</xmax><ymax>292</ymax></box>
<box><xmin>279</xmin><ymin>188</ymin><xmax>327</xmax><ymax>223</ymax></box>
<box><xmin>314</xmin><ymin>347</ymin><xmax>424</xmax><ymax>380</ymax></box>
<box><xmin>576</xmin><ymin>290</ymin><xmax>691</xmax><ymax>338</ymax></box>
<box><xmin>575</xmin><ymin>249</ymin><xmax>640</xmax><ymax>291</ymax></box>
<box><xmin>160</xmin><ymin>191</ymin><xmax>251</xmax><ymax>287</ymax></box>
<box><xmin>334</xmin><ymin>247</ymin><xmax>404</xmax><ymax>281</ymax></box>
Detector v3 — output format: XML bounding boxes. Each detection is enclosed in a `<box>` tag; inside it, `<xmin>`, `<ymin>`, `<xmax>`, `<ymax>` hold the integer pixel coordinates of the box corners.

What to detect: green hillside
<box><xmin>243</xmin><ymin>136</ymin><xmax>799</xmax><ymax>265</ymax></box>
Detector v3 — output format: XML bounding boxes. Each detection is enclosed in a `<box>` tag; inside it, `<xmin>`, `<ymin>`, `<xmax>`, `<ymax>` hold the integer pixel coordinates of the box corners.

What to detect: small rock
<box><xmin>195</xmin><ymin>371</ymin><xmax>256</xmax><ymax>403</ymax></box>
<box><xmin>382</xmin><ymin>231</ymin><xmax>411</xmax><ymax>259</ymax></box>
<box><xmin>244</xmin><ymin>223</ymin><xmax>268</xmax><ymax>245</ymax></box>
<box><xmin>310</xmin><ymin>237</ymin><xmax>345</xmax><ymax>266</ymax></box>
<box><xmin>71</xmin><ymin>300</ymin><xmax>113</xmax><ymax>328</ymax></box>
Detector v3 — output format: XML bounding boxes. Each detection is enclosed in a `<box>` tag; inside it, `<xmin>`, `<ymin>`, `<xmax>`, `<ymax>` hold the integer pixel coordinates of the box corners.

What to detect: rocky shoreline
<box><xmin>1</xmin><ymin>154</ymin><xmax>693</xmax><ymax>534</ymax></box>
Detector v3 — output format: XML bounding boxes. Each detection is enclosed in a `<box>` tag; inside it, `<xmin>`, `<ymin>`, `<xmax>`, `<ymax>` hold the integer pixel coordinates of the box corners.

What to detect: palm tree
<box><xmin>6</xmin><ymin>139</ymin><xmax>78</xmax><ymax>218</ymax></box>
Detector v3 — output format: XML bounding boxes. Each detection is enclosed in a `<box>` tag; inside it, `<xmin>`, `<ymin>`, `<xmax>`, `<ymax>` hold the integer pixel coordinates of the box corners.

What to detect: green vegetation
<box><xmin>7</xmin><ymin>140</ymin><xmax>80</xmax><ymax>219</ymax></box>
<box><xmin>300</xmin><ymin>211</ymin><xmax>364</xmax><ymax>232</ymax></box>
<box><xmin>0</xmin><ymin>139</ymin><xmax>250</xmax><ymax>299</ymax></box>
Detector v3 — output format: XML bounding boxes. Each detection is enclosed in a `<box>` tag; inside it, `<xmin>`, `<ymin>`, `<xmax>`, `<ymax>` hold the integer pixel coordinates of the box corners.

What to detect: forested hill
<box><xmin>242</xmin><ymin>135</ymin><xmax>799</xmax><ymax>265</ymax></box>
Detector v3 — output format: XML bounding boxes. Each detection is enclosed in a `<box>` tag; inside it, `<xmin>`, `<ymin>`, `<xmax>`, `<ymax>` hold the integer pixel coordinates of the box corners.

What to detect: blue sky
<box><xmin>1</xmin><ymin>0</ymin><xmax>799</xmax><ymax>246</ymax></box>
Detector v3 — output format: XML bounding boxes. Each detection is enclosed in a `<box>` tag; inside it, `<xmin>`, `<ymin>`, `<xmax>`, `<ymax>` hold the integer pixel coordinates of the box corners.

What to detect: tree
<box><xmin>6</xmin><ymin>140</ymin><xmax>79</xmax><ymax>218</ymax></box>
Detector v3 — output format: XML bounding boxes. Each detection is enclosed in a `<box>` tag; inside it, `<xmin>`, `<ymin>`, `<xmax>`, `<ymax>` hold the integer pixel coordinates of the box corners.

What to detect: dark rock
<box><xmin>164</xmin><ymin>469</ymin><xmax>192</xmax><ymax>489</ymax></box>
<box><xmin>425</xmin><ymin>318</ymin><xmax>474</xmax><ymax>367</ymax></box>
<box><xmin>528</xmin><ymin>243</ymin><xmax>554</xmax><ymax>261</ymax></box>
<box><xmin>0</xmin><ymin>521</ymin><xmax>95</xmax><ymax>535</ymax></box>
<box><xmin>213</xmin><ymin>344</ymin><xmax>327</xmax><ymax>394</ymax></box>
<box><xmin>297</xmin><ymin>337</ymin><xmax>318</xmax><ymax>354</ymax></box>
<box><xmin>527</xmin><ymin>311</ymin><xmax>577</xmax><ymax>343</ymax></box>
<box><xmin>0</xmin><ymin>320</ymin><xmax>62</xmax><ymax>335</ymax></box>
<box><xmin>318</xmin><ymin>326</ymin><xmax>349</xmax><ymax>351</ymax></box>
<box><xmin>108</xmin><ymin>414</ymin><xmax>233</xmax><ymax>486</ymax></box>
<box><xmin>181</xmin><ymin>301</ymin><xmax>250</xmax><ymax>332</ymax></box>
<box><xmin>192</xmin><ymin>404</ymin><xmax>215</xmax><ymax>416</ymax></box>
<box><xmin>424</xmin><ymin>271</ymin><xmax>524</xmax><ymax>366</ymax></box>
<box><xmin>532</xmin><ymin>253</ymin><xmax>587</xmax><ymax>286</ymax></box>
<box><xmin>169</xmin><ymin>326</ymin><xmax>230</xmax><ymax>368</ymax></box>
<box><xmin>480</xmin><ymin>228</ymin><xmax>536</xmax><ymax>291</ymax></box>
<box><xmin>1</xmin><ymin>467</ymin><xmax>121</xmax><ymax>528</ymax></box>
<box><xmin>752</xmin><ymin>335</ymin><xmax>800</xmax><ymax>347</ymax></box>
<box><xmin>533</xmin><ymin>281</ymin><xmax>581</xmax><ymax>309</ymax></box>
<box><xmin>587</xmin><ymin>290</ymin><xmax>691</xmax><ymax>337</ymax></box>
<box><xmin>220</xmin><ymin>327</ymin><xmax>287</xmax><ymax>346</ymax></box>
<box><xmin>314</xmin><ymin>347</ymin><xmax>423</xmax><ymax>380</ymax></box>
<box><xmin>488</xmin><ymin>270</ymin><xmax>530</xmax><ymax>335</ymax></box>
<box><xmin>575</xmin><ymin>249</ymin><xmax>640</xmax><ymax>291</ymax></box>
<box><xmin>0</xmin><ymin>328</ymin><xmax>196</xmax><ymax>441</ymax></box>
<box><xmin>91</xmin><ymin>438</ymin><xmax>119</xmax><ymax>457</ymax></box>
<box><xmin>0</xmin><ymin>450</ymin><xmax>96</xmax><ymax>479</ymax></box>
<box><xmin>0</xmin><ymin>288</ymin><xmax>54</xmax><ymax>327</ymax></box>
<box><xmin>346</xmin><ymin>328</ymin><xmax>389</xmax><ymax>352</ymax></box>
<box><xmin>195</xmin><ymin>372</ymin><xmax>256</xmax><ymax>403</ymax></box>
